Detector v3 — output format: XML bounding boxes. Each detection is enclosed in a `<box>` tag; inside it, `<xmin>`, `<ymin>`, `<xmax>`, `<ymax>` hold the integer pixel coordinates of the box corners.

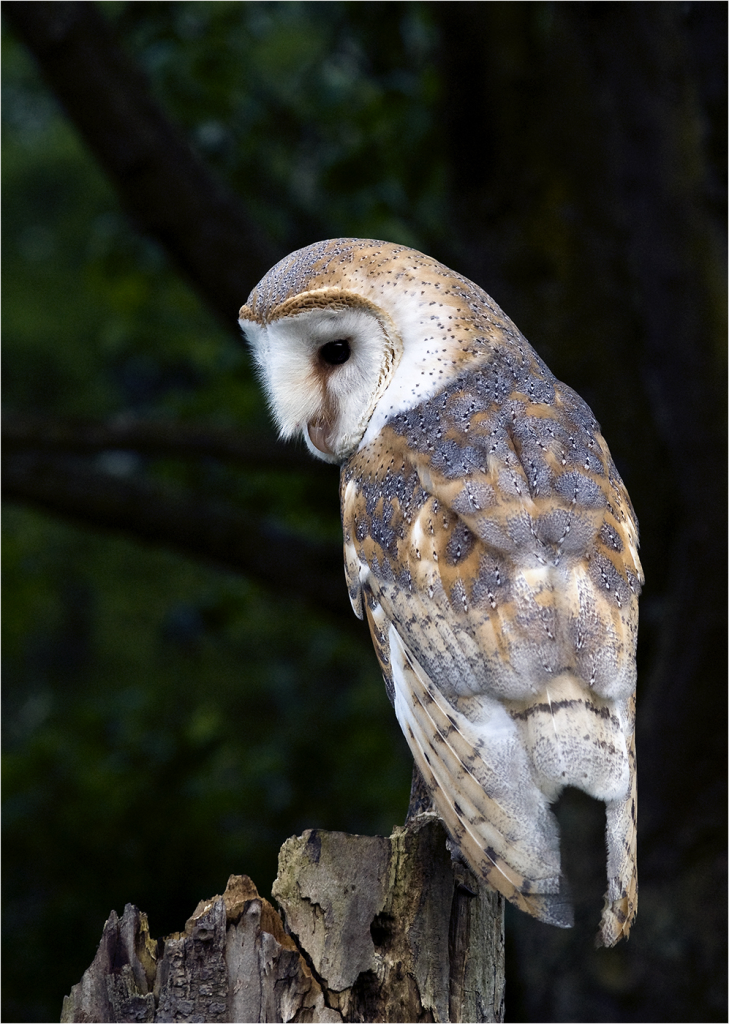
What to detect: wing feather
<box><xmin>388</xmin><ymin>623</ymin><xmax>573</xmax><ymax>927</ymax></box>
<box><xmin>342</xmin><ymin>359</ymin><xmax>641</xmax><ymax>942</ymax></box>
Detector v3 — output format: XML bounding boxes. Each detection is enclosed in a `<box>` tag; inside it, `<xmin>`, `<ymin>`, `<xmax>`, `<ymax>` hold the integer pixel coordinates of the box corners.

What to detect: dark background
<box><xmin>3</xmin><ymin>3</ymin><xmax>726</xmax><ymax>1021</ymax></box>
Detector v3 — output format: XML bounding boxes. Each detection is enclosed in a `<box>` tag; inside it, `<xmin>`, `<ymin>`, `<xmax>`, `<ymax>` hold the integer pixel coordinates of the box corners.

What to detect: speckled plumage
<box><xmin>240</xmin><ymin>238</ymin><xmax>642</xmax><ymax>945</ymax></box>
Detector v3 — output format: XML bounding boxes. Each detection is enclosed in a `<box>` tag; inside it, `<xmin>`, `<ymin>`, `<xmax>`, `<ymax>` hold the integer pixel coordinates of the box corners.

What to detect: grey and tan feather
<box><xmin>240</xmin><ymin>239</ymin><xmax>642</xmax><ymax>945</ymax></box>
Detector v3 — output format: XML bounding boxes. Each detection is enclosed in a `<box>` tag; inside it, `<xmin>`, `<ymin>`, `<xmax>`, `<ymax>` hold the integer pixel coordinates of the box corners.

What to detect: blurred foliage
<box><xmin>116</xmin><ymin>0</ymin><xmax>446</xmax><ymax>250</ymax></box>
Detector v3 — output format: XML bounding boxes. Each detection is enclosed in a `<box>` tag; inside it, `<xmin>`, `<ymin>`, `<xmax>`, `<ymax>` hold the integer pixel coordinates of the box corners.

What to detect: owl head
<box><xmin>239</xmin><ymin>238</ymin><xmax>521</xmax><ymax>464</ymax></box>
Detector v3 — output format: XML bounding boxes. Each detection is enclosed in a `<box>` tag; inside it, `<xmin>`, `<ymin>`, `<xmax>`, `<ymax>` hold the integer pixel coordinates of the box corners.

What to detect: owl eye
<box><xmin>319</xmin><ymin>339</ymin><xmax>351</xmax><ymax>366</ymax></box>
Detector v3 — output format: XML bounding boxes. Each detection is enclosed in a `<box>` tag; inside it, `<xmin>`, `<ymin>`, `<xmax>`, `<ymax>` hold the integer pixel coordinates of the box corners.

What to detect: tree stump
<box><xmin>61</xmin><ymin>815</ymin><xmax>505</xmax><ymax>1022</ymax></box>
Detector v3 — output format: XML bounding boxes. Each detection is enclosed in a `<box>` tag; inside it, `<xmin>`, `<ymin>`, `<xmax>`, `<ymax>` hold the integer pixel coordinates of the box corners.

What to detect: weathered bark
<box><xmin>61</xmin><ymin>816</ymin><xmax>505</xmax><ymax>1023</ymax></box>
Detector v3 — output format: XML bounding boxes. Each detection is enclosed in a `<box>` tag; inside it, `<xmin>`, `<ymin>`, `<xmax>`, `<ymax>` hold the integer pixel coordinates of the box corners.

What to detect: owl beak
<box><xmin>307</xmin><ymin>418</ymin><xmax>335</xmax><ymax>457</ymax></box>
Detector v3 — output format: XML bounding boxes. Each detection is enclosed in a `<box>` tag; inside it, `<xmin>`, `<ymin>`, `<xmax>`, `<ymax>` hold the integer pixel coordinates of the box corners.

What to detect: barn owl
<box><xmin>239</xmin><ymin>239</ymin><xmax>642</xmax><ymax>946</ymax></box>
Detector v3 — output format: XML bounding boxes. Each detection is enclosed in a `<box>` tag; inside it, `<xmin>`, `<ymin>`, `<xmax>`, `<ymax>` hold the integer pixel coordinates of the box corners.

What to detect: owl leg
<box><xmin>407</xmin><ymin>763</ymin><xmax>436</xmax><ymax>820</ymax></box>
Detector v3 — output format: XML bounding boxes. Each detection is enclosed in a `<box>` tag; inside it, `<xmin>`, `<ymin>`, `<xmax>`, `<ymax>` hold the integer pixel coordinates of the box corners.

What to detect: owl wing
<box><xmin>341</xmin><ymin>362</ymin><xmax>642</xmax><ymax>943</ymax></box>
<box><xmin>362</xmin><ymin>584</ymin><xmax>573</xmax><ymax>926</ymax></box>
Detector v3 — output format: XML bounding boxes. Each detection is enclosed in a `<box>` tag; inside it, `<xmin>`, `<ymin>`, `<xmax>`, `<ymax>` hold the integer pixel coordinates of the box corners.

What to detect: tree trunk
<box><xmin>60</xmin><ymin>815</ymin><xmax>505</xmax><ymax>1023</ymax></box>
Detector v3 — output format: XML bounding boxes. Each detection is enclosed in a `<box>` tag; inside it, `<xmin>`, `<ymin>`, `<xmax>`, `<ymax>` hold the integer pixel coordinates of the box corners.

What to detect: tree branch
<box><xmin>2</xmin><ymin>411</ymin><xmax>327</xmax><ymax>476</ymax></box>
<box><xmin>3</xmin><ymin>1</ymin><xmax>277</xmax><ymax>329</ymax></box>
<box><xmin>4</xmin><ymin>451</ymin><xmax>349</xmax><ymax>620</ymax></box>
